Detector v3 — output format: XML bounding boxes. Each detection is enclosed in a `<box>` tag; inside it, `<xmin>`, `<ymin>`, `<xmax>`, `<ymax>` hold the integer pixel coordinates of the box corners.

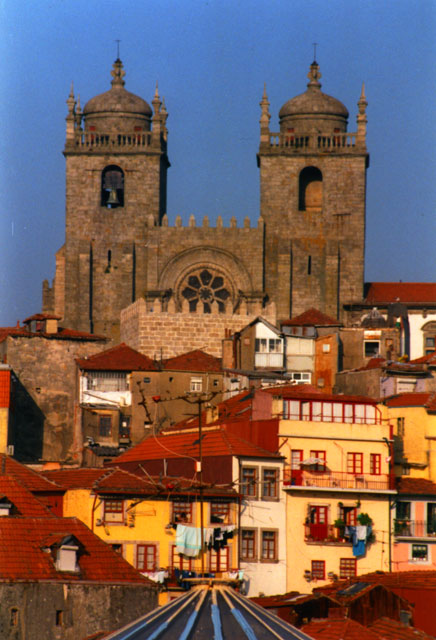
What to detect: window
<box><xmin>347</xmin><ymin>452</ymin><xmax>363</xmax><ymax>475</ymax></box>
<box><xmin>210</xmin><ymin>502</ymin><xmax>230</xmax><ymax>524</ymax></box>
<box><xmin>299</xmin><ymin>166</ymin><xmax>323</xmax><ymax>211</ymax></box>
<box><xmin>87</xmin><ymin>371</ymin><xmax>128</xmax><ymax>392</ymax></box>
<box><xmin>190</xmin><ymin>377</ymin><xmax>202</xmax><ymax>392</ymax></box>
<box><xmin>427</xmin><ymin>503</ymin><xmax>436</xmax><ymax>535</ymax></box>
<box><xmin>241</xmin><ymin>467</ymin><xmax>257</xmax><ymax>498</ymax></box>
<box><xmin>56</xmin><ymin>611</ymin><xmax>64</xmax><ymax>627</ymax></box>
<box><xmin>172</xmin><ymin>501</ymin><xmax>192</xmax><ymax>523</ymax></box>
<box><xmin>101</xmin><ymin>165</ymin><xmax>124</xmax><ymax>208</ymax></box>
<box><xmin>10</xmin><ymin>609</ymin><xmax>18</xmax><ymax>627</ymax></box>
<box><xmin>311</xmin><ymin>560</ymin><xmax>325</xmax><ymax>580</ymax></box>
<box><xmin>309</xmin><ymin>450</ymin><xmax>326</xmax><ymax>472</ymax></box>
<box><xmin>111</xmin><ymin>544</ymin><xmax>123</xmax><ymax>555</ymax></box>
<box><xmin>370</xmin><ymin>453</ymin><xmax>381</xmax><ymax>475</ymax></box>
<box><xmin>180</xmin><ymin>268</ymin><xmax>231</xmax><ymax>313</ymax></box>
<box><xmin>339</xmin><ymin>558</ymin><xmax>356</xmax><ymax>578</ymax></box>
<box><xmin>137</xmin><ymin>544</ymin><xmax>157</xmax><ymax>571</ymax></box>
<box><xmin>307</xmin><ymin>506</ymin><xmax>328</xmax><ymax>541</ymax></box>
<box><xmin>241</xmin><ymin>529</ymin><xmax>257</xmax><ymax>561</ymax></box>
<box><xmin>209</xmin><ymin>546</ymin><xmax>230</xmax><ymax>572</ymax></box>
<box><xmin>422</xmin><ymin>322</ymin><xmax>436</xmax><ymax>355</ymax></box>
<box><xmin>104</xmin><ymin>499</ymin><xmax>124</xmax><ymax>523</ymax></box>
<box><xmin>99</xmin><ymin>415</ymin><xmax>112</xmax><ymax>437</ymax></box>
<box><xmin>282</xmin><ymin>399</ymin><xmax>379</xmax><ymax>424</ymax></box>
<box><xmin>262</xmin><ymin>468</ymin><xmax>279</xmax><ymax>499</ymax></box>
<box><xmin>171</xmin><ymin>545</ymin><xmax>193</xmax><ymax>571</ymax></box>
<box><xmin>261</xmin><ymin>530</ymin><xmax>278</xmax><ymax>561</ymax></box>
<box><xmin>339</xmin><ymin>505</ymin><xmax>357</xmax><ymax>526</ymax></box>
<box><xmin>396</xmin><ymin>501</ymin><xmax>411</xmax><ymax>520</ymax></box>
<box><xmin>397</xmin><ymin>417</ymin><xmax>405</xmax><ymax>437</ymax></box>
<box><xmin>288</xmin><ymin>372</ymin><xmax>312</xmax><ymax>385</ymax></box>
<box><xmin>291</xmin><ymin>450</ymin><xmax>303</xmax><ymax>469</ymax></box>
<box><xmin>119</xmin><ymin>416</ymin><xmax>131</xmax><ymax>440</ymax></box>
<box><xmin>364</xmin><ymin>341</ymin><xmax>380</xmax><ymax>357</ymax></box>
<box><xmin>411</xmin><ymin>544</ymin><xmax>428</xmax><ymax>562</ymax></box>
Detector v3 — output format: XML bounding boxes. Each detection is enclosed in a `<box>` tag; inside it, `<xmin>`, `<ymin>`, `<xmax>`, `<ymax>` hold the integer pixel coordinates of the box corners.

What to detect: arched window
<box><xmin>299</xmin><ymin>167</ymin><xmax>323</xmax><ymax>211</ymax></box>
<box><xmin>101</xmin><ymin>165</ymin><xmax>124</xmax><ymax>208</ymax></box>
<box><xmin>422</xmin><ymin>321</ymin><xmax>436</xmax><ymax>355</ymax></box>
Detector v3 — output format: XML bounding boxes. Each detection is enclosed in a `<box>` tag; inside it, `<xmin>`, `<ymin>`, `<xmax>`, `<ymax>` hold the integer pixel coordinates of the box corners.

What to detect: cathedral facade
<box><xmin>43</xmin><ymin>58</ymin><xmax>369</xmax><ymax>343</ymax></box>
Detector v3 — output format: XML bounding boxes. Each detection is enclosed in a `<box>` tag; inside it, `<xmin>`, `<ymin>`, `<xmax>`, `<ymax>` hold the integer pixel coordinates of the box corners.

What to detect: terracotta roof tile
<box><xmin>261</xmin><ymin>385</ymin><xmax>377</xmax><ymax>404</ymax></box>
<box><xmin>114</xmin><ymin>428</ymin><xmax>282</xmax><ymax>464</ymax></box>
<box><xmin>397</xmin><ymin>477</ymin><xmax>436</xmax><ymax>495</ymax></box>
<box><xmin>0</xmin><ymin>326</ymin><xmax>106</xmax><ymax>343</ymax></box>
<box><xmin>0</xmin><ymin>475</ymin><xmax>54</xmax><ymax>516</ymax></box>
<box><xmin>365</xmin><ymin>283</ymin><xmax>436</xmax><ymax>305</ymax></box>
<box><xmin>168</xmin><ymin>389</ymin><xmax>254</xmax><ymax>430</ymax></box>
<box><xmin>23</xmin><ymin>313</ymin><xmax>62</xmax><ymax>322</ymax></box>
<box><xmin>0</xmin><ymin>370</ymin><xmax>11</xmax><ymax>407</ymax></box>
<box><xmin>369</xmin><ymin>617</ymin><xmax>435</xmax><ymax>640</ymax></box>
<box><xmin>301</xmin><ymin>617</ymin><xmax>380</xmax><ymax>640</ymax></box>
<box><xmin>77</xmin><ymin>343</ymin><xmax>158</xmax><ymax>371</ymax></box>
<box><xmin>281</xmin><ymin>308</ymin><xmax>342</xmax><ymax>327</ymax></box>
<box><xmin>410</xmin><ymin>352</ymin><xmax>436</xmax><ymax>365</ymax></box>
<box><xmin>0</xmin><ymin>455</ymin><xmax>64</xmax><ymax>493</ymax></box>
<box><xmin>0</xmin><ymin>517</ymin><xmax>152</xmax><ymax>584</ymax></box>
<box><xmin>384</xmin><ymin>393</ymin><xmax>432</xmax><ymax>408</ymax></box>
<box><xmin>162</xmin><ymin>349</ymin><xmax>222</xmax><ymax>372</ymax></box>
<box><xmin>316</xmin><ymin>570</ymin><xmax>436</xmax><ymax>593</ymax></box>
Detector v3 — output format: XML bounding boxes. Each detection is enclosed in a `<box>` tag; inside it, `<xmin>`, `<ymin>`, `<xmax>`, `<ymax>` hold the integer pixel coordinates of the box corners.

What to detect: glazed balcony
<box><xmin>284</xmin><ymin>468</ymin><xmax>393</xmax><ymax>491</ymax></box>
<box><xmin>394</xmin><ymin>519</ymin><xmax>436</xmax><ymax>538</ymax></box>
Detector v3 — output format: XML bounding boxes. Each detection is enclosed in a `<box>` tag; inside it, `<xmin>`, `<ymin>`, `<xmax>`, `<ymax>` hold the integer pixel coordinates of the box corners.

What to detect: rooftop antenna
<box><xmin>312</xmin><ymin>42</ymin><xmax>318</xmax><ymax>62</ymax></box>
<box><xmin>115</xmin><ymin>39</ymin><xmax>121</xmax><ymax>60</ymax></box>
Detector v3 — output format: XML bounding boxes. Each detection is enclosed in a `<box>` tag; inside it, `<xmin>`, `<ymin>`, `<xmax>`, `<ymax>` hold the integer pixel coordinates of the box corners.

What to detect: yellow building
<box><xmin>42</xmin><ymin>467</ymin><xmax>239</xmax><ymax>603</ymax></box>
<box><xmin>263</xmin><ymin>387</ymin><xmax>395</xmax><ymax>593</ymax></box>
<box><xmin>384</xmin><ymin>393</ymin><xmax>436</xmax><ymax>481</ymax></box>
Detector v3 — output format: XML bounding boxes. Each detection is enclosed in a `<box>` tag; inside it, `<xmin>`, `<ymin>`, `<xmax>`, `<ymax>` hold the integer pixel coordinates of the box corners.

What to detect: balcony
<box><xmin>394</xmin><ymin>519</ymin><xmax>436</xmax><ymax>538</ymax></box>
<box><xmin>254</xmin><ymin>352</ymin><xmax>284</xmax><ymax>368</ymax></box>
<box><xmin>304</xmin><ymin>523</ymin><xmax>349</xmax><ymax>544</ymax></box>
<box><xmin>284</xmin><ymin>468</ymin><xmax>393</xmax><ymax>491</ymax></box>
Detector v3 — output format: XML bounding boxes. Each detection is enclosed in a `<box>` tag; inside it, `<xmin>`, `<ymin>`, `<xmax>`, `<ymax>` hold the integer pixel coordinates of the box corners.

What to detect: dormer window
<box><xmin>0</xmin><ymin>500</ymin><xmax>12</xmax><ymax>516</ymax></box>
<box><xmin>44</xmin><ymin>534</ymin><xmax>82</xmax><ymax>573</ymax></box>
<box><xmin>101</xmin><ymin>165</ymin><xmax>124</xmax><ymax>208</ymax></box>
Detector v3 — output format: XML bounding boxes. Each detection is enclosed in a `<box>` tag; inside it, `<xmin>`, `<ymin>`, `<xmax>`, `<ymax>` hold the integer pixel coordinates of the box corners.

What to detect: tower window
<box><xmin>308</xmin><ymin>255</ymin><xmax>312</xmax><ymax>275</ymax></box>
<box><xmin>101</xmin><ymin>165</ymin><xmax>124</xmax><ymax>208</ymax></box>
<box><xmin>299</xmin><ymin>167</ymin><xmax>323</xmax><ymax>211</ymax></box>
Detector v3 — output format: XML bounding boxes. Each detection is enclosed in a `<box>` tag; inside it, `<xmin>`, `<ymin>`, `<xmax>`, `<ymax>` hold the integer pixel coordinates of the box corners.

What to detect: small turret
<box><xmin>356</xmin><ymin>83</ymin><xmax>368</xmax><ymax>147</ymax></box>
<box><xmin>65</xmin><ymin>83</ymin><xmax>76</xmax><ymax>142</ymax></box>
<box><xmin>259</xmin><ymin>84</ymin><xmax>271</xmax><ymax>144</ymax></box>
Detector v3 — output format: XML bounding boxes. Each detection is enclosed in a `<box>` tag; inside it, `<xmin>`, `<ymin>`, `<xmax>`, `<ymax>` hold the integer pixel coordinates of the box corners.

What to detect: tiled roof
<box><xmin>384</xmin><ymin>393</ymin><xmax>432</xmax><ymax>408</ymax></box>
<box><xmin>369</xmin><ymin>617</ymin><xmax>435</xmax><ymax>640</ymax></box>
<box><xmin>114</xmin><ymin>427</ymin><xmax>282</xmax><ymax>464</ymax></box>
<box><xmin>0</xmin><ymin>455</ymin><xmax>64</xmax><ymax>493</ymax></box>
<box><xmin>397</xmin><ymin>477</ymin><xmax>436</xmax><ymax>495</ymax></box>
<box><xmin>0</xmin><ymin>326</ymin><xmax>106</xmax><ymax>343</ymax></box>
<box><xmin>316</xmin><ymin>570</ymin><xmax>436</xmax><ymax>593</ymax></box>
<box><xmin>0</xmin><ymin>475</ymin><xmax>54</xmax><ymax>516</ymax></box>
<box><xmin>76</xmin><ymin>343</ymin><xmax>158</xmax><ymax>371</ymax></box>
<box><xmin>168</xmin><ymin>389</ymin><xmax>254</xmax><ymax>430</ymax></box>
<box><xmin>0</xmin><ymin>369</ymin><xmax>11</xmax><ymax>407</ymax></box>
<box><xmin>364</xmin><ymin>282</ymin><xmax>436</xmax><ymax>305</ymax></box>
<box><xmin>410</xmin><ymin>352</ymin><xmax>436</xmax><ymax>366</ymax></box>
<box><xmin>301</xmin><ymin>617</ymin><xmax>380</xmax><ymax>640</ymax></box>
<box><xmin>23</xmin><ymin>313</ymin><xmax>62</xmax><ymax>322</ymax></box>
<box><xmin>261</xmin><ymin>385</ymin><xmax>377</xmax><ymax>404</ymax></box>
<box><xmin>162</xmin><ymin>349</ymin><xmax>222</xmax><ymax>372</ymax></box>
<box><xmin>0</xmin><ymin>517</ymin><xmax>152</xmax><ymax>583</ymax></box>
<box><xmin>281</xmin><ymin>308</ymin><xmax>342</xmax><ymax>327</ymax></box>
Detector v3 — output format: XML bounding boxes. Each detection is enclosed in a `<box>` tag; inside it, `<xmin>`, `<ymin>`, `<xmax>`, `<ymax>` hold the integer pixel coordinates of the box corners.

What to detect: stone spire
<box><xmin>307</xmin><ymin>60</ymin><xmax>322</xmax><ymax>90</ymax></box>
<box><xmin>160</xmin><ymin>97</ymin><xmax>168</xmax><ymax>139</ymax></box>
<box><xmin>66</xmin><ymin>82</ymin><xmax>76</xmax><ymax>141</ymax></box>
<box><xmin>152</xmin><ymin>82</ymin><xmax>162</xmax><ymax>137</ymax></box>
<box><xmin>356</xmin><ymin>82</ymin><xmax>368</xmax><ymax>146</ymax></box>
<box><xmin>259</xmin><ymin>84</ymin><xmax>271</xmax><ymax>144</ymax></box>
<box><xmin>110</xmin><ymin>58</ymin><xmax>126</xmax><ymax>88</ymax></box>
<box><xmin>75</xmin><ymin>95</ymin><xmax>82</xmax><ymax>131</ymax></box>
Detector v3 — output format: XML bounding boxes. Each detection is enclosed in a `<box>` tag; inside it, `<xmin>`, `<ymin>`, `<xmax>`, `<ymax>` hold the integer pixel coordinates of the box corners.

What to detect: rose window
<box><xmin>181</xmin><ymin>268</ymin><xmax>231</xmax><ymax>313</ymax></box>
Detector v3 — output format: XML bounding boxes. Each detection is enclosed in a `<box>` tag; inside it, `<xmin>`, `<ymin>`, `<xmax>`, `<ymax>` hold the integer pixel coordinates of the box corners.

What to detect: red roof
<box><xmin>316</xmin><ymin>571</ymin><xmax>436</xmax><ymax>594</ymax></box>
<box><xmin>410</xmin><ymin>352</ymin><xmax>436</xmax><ymax>366</ymax></box>
<box><xmin>162</xmin><ymin>349</ymin><xmax>222</xmax><ymax>373</ymax></box>
<box><xmin>168</xmin><ymin>389</ymin><xmax>254</xmax><ymax>430</ymax></box>
<box><xmin>114</xmin><ymin>427</ymin><xmax>282</xmax><ymax>464</ymax></box>
<box><xmin>0</xmin><ymin>326</ymin><xmax>106</xmax><ymax>343</ymax></box>
<box><xmin>0</xmin><ymin>475</ymin><xmax>55</xmax><ymax>517</ymax></box>
<box><xmin>0</xmin><ymin>369</ymin><xmax>11</xmax><ymax>407</ymax></box>
<box><xmin>281</xmin><ymin>308</ymin><xmax>342</xmax><ymax>327</ymax></box>
<box><xmin>76</xmin><ymin>343</ymin><xmax>158</xmax><ymax>371</ymax></box>
<box><xmin>0</xmin><ymin>517</ymin><xmax>151</xmax><ymax>583</ymax></box>
<box><xmin>261</xmin><ymin>385</ymin><xmax>378</xmax><ymax>404</ymax></box>
<box><xmin>384</xmin><ymin>393</ymin><xmax>432</xmax><ymax>408</ymax></box>
<box><xmin>301</xmin><ymin>617</ymin><xmax>380</xmax><ymax>640</ymax></box>
<box><xmin>23</xmin><ymin>313</ymin><xmax>62</xmax><ymax>323</ymax></box>
<box><xmin>369</xmin><ymin>617</ymin><xmax>435</xmax><ymax>640</ymax></box>
<box><xmin>397</xmin><ymin>477</ymin><xmax>436</xmax><ymax>495</ymax></box>
<box><xmin>365</xmin><ymin>283</ymin><xmax>436</xmax><ymax>305</ymax></box>
<box><xmin>0</xmin><ymin>455</ymin><xmax>63</xmax><ymax>493</ymax></box>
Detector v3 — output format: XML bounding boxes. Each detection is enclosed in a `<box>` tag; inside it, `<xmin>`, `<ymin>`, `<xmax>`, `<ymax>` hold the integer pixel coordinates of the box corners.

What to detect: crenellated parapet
<box><xmin>146</xmin><ymin>214</ymin><xmax>265</xmax><ymax>231</ymax></box>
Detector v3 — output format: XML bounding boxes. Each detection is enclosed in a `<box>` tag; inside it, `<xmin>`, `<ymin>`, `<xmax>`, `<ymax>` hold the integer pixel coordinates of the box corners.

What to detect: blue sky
<box><xmin>1</xmin><ymin>0</ymin><xmax>435</xmax><ymax>326</ymax></box>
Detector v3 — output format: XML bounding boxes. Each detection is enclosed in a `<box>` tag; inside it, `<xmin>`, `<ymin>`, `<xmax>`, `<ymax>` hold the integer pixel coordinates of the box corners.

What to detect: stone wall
<box><xmin>121</xmin><ymin>298</ymin><xmax>276</xmax><ymax>359</ymax></box>
<box><xmin>0</xmin><ymin>581</ymin><xmax>156</xmax><ymax>640</ymax></box>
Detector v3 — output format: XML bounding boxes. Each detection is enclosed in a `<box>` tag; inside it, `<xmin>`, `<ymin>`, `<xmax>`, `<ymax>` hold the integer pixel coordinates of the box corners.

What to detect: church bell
<box><xmin>107</xmin><ymin>188</ymin><xmax>119</xmax><ymax>206</ymax></box>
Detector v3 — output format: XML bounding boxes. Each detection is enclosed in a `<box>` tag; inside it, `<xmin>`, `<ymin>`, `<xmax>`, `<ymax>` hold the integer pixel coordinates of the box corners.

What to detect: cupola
<box><xmin>279</xmin><ymin>60</ymin><xmax>349</xmax><ymax>134</ymax></box>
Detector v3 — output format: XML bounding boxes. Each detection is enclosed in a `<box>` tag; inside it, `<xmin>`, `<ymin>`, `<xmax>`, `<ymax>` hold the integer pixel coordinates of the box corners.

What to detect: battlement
<box><xmin>148</xmin><ymin>214</ymin><xmax>265</xmax><ymax>230</ymax></box>
<box><xmin>262</xmin><ymin>131</ymin><xmax>366</xmax><ymax>154</ymax></box>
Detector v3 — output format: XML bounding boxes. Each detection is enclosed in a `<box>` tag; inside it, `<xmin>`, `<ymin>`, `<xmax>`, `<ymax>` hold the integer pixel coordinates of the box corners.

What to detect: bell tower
<box><xmin>47</xmin><ymin>59</ymin><xmax>170</xmax><ymax>340</ymax></box>
<box><xmin>258</xmin><ymin>60</ymin><xmax>369</xmax><ymax>320</ymax></box>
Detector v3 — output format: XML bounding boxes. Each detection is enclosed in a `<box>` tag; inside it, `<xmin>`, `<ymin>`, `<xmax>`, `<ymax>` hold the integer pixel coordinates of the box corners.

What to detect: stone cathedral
<box><xmin>43</xmin><ymin>58</ymin><xmax>369</xmax><ymax>350</ymax></box>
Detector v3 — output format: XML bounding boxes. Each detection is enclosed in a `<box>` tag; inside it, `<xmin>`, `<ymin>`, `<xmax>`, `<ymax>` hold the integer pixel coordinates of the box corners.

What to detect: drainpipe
<box><xmin>383</xmin><ymin>435</ymin><xmax>393</xmax><ymax>572</ymax></box>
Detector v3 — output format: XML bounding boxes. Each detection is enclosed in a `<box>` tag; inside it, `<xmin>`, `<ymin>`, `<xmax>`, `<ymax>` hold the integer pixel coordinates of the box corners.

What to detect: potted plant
<box><xmin>334</xmin><ymin>518</ymin><xmax>346</xmax><ymax>540</ymax></box>
<box><xmin>356</xmin><ymin>513</ymin><xmax>373</xmax><ymax>526</ymax></box>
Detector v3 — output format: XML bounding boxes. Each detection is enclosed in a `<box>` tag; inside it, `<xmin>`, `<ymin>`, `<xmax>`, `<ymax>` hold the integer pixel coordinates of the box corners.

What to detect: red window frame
<box><xmin>291</xmin><ymin>450</ymin><xmax>303</xmax><ymax>469</ymax></box>
<box><xmin>171</xmin><ymin>545</ymin><xmax>194</xmax><ymax>571</ymax></box>
<box><xmin>310</xmin><ymin>450</ymin><xmax>326</xmax><ymax>472</ymax></box>
<box><xmin>311</xmin><ymin>560</ymin><xmax>325</xmax><ymax>580</ymax></box>
<box><xmin>210</xmin><ymin>502</ymin><xmax>230</xmax><ymax>524</ymax></box>
<box><xmin>136</xmin><ymin>544</ymin><xmax>157</xmax><ymax>571</ymax></box>
<box><xmin>339</xmin><ymin>558</ymin><xmax>357</xmax><ymax>578</ymax></box>
<box><xmin>262</xmin><ymin>468</ymin><xmax>279</xmax><ymax>499</ymax></box>
<box><xmin>370</xmin><ymin>453</ymin><xmax>381</xmax><ymax>475</ymax></box>
<box><xmin>241</xmin><ymin>467</ymin><xmax>257</xmax><ymax>498</ymax></box>
<box><xmin>172</xmin><ymin>501</ymin><xmax>193</xmax><ymax>523</ymax></box>
<box><xmin>347</xmin><ymin>452</ymin><xmax>363</xmax><ymax>475</ymax></box>
<box><xmin>103</xmin><ymin>499</ymin><xmax>124</xmax><ymax>523</ymax></box>
<box><xmin>261</xmin><ymin>530</ymin><xmax>278</xmax><ymax>561</ymax></box>
<box><xmin>209</xmin><ymin>546</ymin><xmax>230</xmax><ymax>572</ymax></box>
<box><xmin>340</xmin><ymin>506</ymin><xmax>357</xmax><ymax>526</ymax></box>
<box><xmin>241</xmin><ymin>529</ymin><xmax>256</xmax><ymax>561</ymax></box>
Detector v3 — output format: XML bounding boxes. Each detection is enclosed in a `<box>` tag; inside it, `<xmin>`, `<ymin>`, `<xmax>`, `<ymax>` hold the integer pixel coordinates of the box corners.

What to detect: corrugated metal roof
<box><xmin>102</xmin><ymin>583</ymin><xmax>316</xmax><ymax>639</ymax></box>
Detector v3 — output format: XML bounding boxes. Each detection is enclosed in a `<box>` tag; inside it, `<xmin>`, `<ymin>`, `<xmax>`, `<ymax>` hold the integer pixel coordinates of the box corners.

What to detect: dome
<box><xmin>279</xmin><ymin>61</ymin><xmax>349</xmax><ymax>134</ymax></box>
<box><xmin>83</xmin><ymin>59</ymin><xmax>152</xmax><ymax>131</ymax></box>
